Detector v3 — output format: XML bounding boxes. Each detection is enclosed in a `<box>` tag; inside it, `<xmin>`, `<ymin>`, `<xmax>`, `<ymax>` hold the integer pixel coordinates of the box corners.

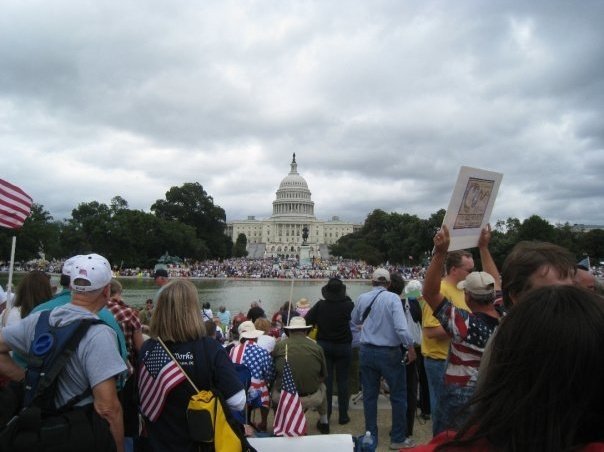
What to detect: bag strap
<box><xmin>361</xmin><ymin>290</ymin><xmax>383</xmax><ymax>322</ymax></box>
<box><xmin>157</xmin><ymin>337</ymin><xmax>200</xmax><ymax>393</ymax></box>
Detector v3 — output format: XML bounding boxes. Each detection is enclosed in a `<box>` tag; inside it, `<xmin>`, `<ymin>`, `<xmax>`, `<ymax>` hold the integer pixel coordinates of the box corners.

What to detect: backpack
<box><xmin>0</xmin><ymin>310</ymin><xmax>116</xmax><ymax>452</ymax></box>
<box><xmin>157</xmin><ymin>338</ymin><xmax>256</xmax><ymax>452</ymax></box>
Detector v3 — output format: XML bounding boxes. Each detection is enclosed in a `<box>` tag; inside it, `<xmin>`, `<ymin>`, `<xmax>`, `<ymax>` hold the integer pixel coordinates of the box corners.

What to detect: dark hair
<box><xmin>388</xmin><ymin>272</ymin><xmax>405</xmax><ymax>296</ymax></box>
<box><xmin>59</xmin><ymin>274</ymin><xmax>70</xmax><ymax>288</ymax></box>
<box><xmin>14</xmin><ymin>270</ymin><xmax>53</xmax><ymax>318</ymax></box>
<box><xmin>501</xmin><ymin>241</ymin><xmax>575</xmax><ymax>307</ymax></box>
<box><xmin>439</xmin><ymin>285</ymin><xmax>604</xmax><ymax>451</ymax></box>
<box><xmin>445</xmin><ymin>250</ymin><xmax>472</xmax><ymax>274</ymax></box>
<box><xmin>204</xmin><ymin>319</ymin><xmax>217</xmax><ymax>338</ymax></box>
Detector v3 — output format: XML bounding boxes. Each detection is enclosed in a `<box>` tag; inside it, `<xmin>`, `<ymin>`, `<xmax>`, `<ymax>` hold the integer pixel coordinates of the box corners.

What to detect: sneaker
<box><xmin>389</xmin><ymin>438</ymin><xmax>416</xmax><ymax>449</ymax></box>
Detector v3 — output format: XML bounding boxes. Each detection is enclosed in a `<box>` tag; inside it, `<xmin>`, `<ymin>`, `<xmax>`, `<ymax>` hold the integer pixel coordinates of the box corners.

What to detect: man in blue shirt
<box><xmin>351</xmin><ymin>268</ymin><xmax>414</xmax><ymax>450</ymax></box>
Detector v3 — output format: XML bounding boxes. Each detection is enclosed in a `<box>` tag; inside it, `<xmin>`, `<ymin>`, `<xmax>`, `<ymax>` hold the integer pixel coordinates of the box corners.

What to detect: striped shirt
<box><xmin>434</xmin><ymin>299</ymin><xmax>500</xmax><ymax>386</ymax></box>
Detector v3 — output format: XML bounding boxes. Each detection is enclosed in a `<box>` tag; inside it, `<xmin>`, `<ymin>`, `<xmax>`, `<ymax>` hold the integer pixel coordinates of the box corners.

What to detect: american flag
<box><xmin>230</xmin><ymin>341</ymin><xmax>273</xmax><ymax>408</ymax></box>
<box><xmin>138</xmin><ymin>341</ymin><xmax>186</xmax><ymax>422</ymax></box>
<box><xmin>273</xmin><ymin>360</ymin><xmax>307</xmax><ymax>437</ymax></box>
<box><xmin>0</xmin><ymin>179</ymin><xmax>33</xmax><ymax>229</ymax></box>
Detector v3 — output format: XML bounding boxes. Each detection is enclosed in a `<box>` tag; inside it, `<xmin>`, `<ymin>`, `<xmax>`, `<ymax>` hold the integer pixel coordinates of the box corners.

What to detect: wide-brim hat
<box><xmin>284</xmin><ymin>316</ymin><xmax>312</xmax><ymax>330</ymax></box>
<box><xmin>238</xmin><ymin>320</ymin><xmax>264</xmax><ymax>339</ymax></box>
<box><xmin>296</xmin><ymin>298</ymin><xmax>310</xmax><ymax>309</ymax></box>
<box><xmin>321</xmin><ymin>277</ymin><xmax>346</xmax><ymax>300</ymax></box>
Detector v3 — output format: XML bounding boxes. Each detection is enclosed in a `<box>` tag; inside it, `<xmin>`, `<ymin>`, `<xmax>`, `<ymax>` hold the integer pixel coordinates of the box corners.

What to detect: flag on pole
<box><xmin>273</xmin><ymin>357</ymin><xmax>307</xmax><ymax>436</ymax></box>
<box><xmin>0</xmin><ymin>179</ymin><xmax>33</xmax><ymax>229</ymax></box>
<box><xmin>138</xmin><ymin>341</ymin><xmax>186</xmax><ymax>422</ymax></box>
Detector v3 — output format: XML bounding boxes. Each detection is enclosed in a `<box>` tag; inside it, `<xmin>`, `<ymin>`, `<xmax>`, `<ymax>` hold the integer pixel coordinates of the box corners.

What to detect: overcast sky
<box><xmin>2</xmin><ymin>0</ymin><xmax>603</xmax><ymax>227</ymax></box>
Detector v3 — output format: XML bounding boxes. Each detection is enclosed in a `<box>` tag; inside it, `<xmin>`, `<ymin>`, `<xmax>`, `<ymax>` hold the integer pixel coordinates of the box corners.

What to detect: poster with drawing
<box><xmin>442</xmin><ymin>166</ymin><xmax>503</xmax><ymax>251</ymax></box>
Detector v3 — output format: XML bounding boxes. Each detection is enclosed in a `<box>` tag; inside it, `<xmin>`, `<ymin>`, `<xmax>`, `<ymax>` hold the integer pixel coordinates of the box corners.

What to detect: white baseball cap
<box><xmin>62</xmin><ymin>255</ymin><xmax>81</xmax><ymax>277</ymax></box>
<box><xmin>372</xmin><ymin>268</ymin><xmax>390</xmax><ymax>282</ymax></box>
<box><xmin>70</xmin><ymin>253</ymin><xmax>112</xmax><ymax>292</ymax></box>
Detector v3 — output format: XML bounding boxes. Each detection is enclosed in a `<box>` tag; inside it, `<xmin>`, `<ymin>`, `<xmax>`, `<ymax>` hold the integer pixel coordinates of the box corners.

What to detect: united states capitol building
<box><xmin>226</xmin><ymin>154</ymin><xmax>361</xmax><ymax>259</ymax></box>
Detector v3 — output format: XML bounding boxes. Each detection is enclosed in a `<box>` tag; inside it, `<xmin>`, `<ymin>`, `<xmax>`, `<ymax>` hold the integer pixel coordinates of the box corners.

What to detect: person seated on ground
<box><xmin>254</xmin><ymin>317</ymin><xmax>276</xmax><ymax>353</ymax></box>
<box><xmin>411</xmin><ymin>285</ymin><xmax>604</xmax><ymax>451</ymax></box>
<box><xmin>217</xmin><ymin>305</ymin><xmax>231</xmax><ymax>333</ymax></box>
<box><xmin>139</xmin><ymin>298</ymin><xmax>154</xmax><ymax>333</ymax></box>
<box><xmin>272</xmin><ymin>316</ymin><xmax>329</xmax><ymax>434</ymax></box>
<box><xmin>229</xmin><ymin>321</ymin><xmax>274</xmax><ymax>432</ymax></box>
<box><xmin>247</xmin><ymin>302</ymin><xmax>266</xmax><ymax>323</ymax></box>
<box><xmin>138</xmin><ymin>279</ymin><xmax>245</xmax><ymax>452</ymax></box>
<box><xmin>424</xmin><ymin>225</ymin><xmax>504</xmax><ymax>434</ymax></box>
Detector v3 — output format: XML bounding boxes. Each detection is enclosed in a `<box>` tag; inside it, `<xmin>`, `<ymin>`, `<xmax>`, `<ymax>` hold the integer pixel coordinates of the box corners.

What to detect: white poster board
<box><xmin>442</xmin><ymin>166</ymin><xmax>503</xmax><ymax>251</ymax></box>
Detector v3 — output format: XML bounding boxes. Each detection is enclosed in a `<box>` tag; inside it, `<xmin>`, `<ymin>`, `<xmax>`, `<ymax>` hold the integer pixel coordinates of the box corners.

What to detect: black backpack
<box><xmin>0</xmin><ymin>310</ymin><xmax>116</xmax><ymax>452</ymax></box>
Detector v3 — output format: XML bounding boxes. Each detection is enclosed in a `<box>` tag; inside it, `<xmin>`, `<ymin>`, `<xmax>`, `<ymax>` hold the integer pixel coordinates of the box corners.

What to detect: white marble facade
<box><xmin>226</xmin><ymin>154</ymin><xmax>359</xmax><ymax>259</ymax></box>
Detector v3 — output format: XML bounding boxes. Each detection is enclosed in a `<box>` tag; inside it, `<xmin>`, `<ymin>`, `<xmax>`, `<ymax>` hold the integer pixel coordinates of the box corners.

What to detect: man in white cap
<box><xmin>425</xmin><ymin>226</ymin><xmax>503</xmax><ymax>435</ymax></box>
<box><xmin>25</xmin><ymin>255</ymin><xmax>128</xmax><ymax>367</ymax></box>
<box><xmin>0</xmin><ymin>253</ymin><xmax>128</xmax><ymax>451</ymax></box>
<box><xmin>351</xmin><ymin>268</ymin><xmax>415</xmax><ymax>449</ymax></box>
<box><xmin>272</xmin><ymin>316</ymin><xmax>329</xmax><ymax>434</ymax></box>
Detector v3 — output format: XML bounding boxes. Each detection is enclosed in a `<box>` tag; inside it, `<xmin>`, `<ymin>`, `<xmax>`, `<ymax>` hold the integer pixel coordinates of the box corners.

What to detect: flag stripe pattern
<box><xmin>229</xmin><ymin>341</ymin><xmax>273</xmax><ymax>408</ymax></box>
<box><xmin>273</xmin><ymin>360</ymin><xmax>307</xmax><ymax>437</ymax></box>
<box><xmin>0</xmin><ymin>179</ymin><xmax>33</xmax><ymax>229</ymax></box>
<box><xmin>139</xmin><ymin>341</ymin><xmax>186</xmax><ymax>422</ymax></box>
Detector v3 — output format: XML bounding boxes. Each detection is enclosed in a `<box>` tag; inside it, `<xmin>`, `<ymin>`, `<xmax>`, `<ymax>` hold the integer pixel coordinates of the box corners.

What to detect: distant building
<box><xmin>226</xmin><ymin>154</ymin><xmax>361</xmax><ymax>259</ymax></box>
<box><xmin>571</xmin><ymin>224</ymin><xmax>604</xmax><ymax>233</ymax></box>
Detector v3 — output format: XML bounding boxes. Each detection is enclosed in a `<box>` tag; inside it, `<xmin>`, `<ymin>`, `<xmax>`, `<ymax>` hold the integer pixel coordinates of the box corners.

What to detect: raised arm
<box><xmin>478</xmin><ymin>224</ymin><xmax>501</xmax><ymax>290</ymax></box>
<box><xmin>423</xmin><ymin>225</ymin><xmax>450</xmax><ymax>312</ymax></box>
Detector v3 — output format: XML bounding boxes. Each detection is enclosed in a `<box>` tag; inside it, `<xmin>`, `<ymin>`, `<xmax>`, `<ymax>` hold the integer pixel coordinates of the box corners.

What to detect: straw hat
<box><xmin>296</xmin><ymin>298</ymin><xmax>310</xmax><ymax>309</ymax></box>
<box><xmin>284</xmin><ymin>316</ymin><xmax>312</xmax><ymax>330</ymax></box>
<box><xmin>238</xmin><ymin>320</ymin><xmax>264</xmax><ymax>339</ymax></box>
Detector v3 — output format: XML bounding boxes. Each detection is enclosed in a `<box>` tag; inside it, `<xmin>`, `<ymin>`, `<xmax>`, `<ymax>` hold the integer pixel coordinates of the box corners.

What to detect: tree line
<box><xmin>1</xmin><ymin>182</ymin><xmax>602</xmax><ymax>269</ymax></box>
<box><xmin>330</xmin><ymin>208</ymin><xmax>604</xmax><ymax>268</ymax></box>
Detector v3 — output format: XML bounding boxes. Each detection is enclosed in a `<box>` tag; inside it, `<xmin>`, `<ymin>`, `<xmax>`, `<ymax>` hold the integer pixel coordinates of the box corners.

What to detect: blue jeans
<box><xmin>360</xmin><ymin>344</ymin><xmax>407</xmax><ymax>444</ymax></box>
<box><xmin>318</xmin><ymin>340</ymin><xmax>352</xmax><ymax>422</ymax></box>
<box><xmin>434</xmin><ymin>383</ymin><xmax>475</xmax><ymax>435</ymax></box>
<box><xmin>424</xmin><ymin>357</ymin><xmax>446</xmax><ymax>436</ymax></box>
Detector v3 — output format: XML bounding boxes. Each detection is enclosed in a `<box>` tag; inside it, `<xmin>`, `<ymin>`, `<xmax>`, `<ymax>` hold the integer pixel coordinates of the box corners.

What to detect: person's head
<box><xmin>219</xmin><ymin>305</ymin><xmax>226</xmax><ymax>313</ymax></box>
<box><xmin>296</xmin><ymin>298</ymin><xmax>310</xmax><ymax>311</ymax></box>
<box><xmin>501</xmin><ymin>241</ymin><xmax>575</xmax><ymax>308</ymax></box>
<box><xmin>457</xmin><ymin>271</ymin><xmax>496</xmax><ymax>309</ymax></box>
<box><xmin>445</xmin><ymin>250</ymin><xmax>474</xmax><ymax>283</ymax></box>
<box><xmin>238</xmin><ymin>320</ymin><xmax>264</xmax><ymax>342</ymax></box>
<box><xmin>145</xmin><ymin>298</ymin><xmax>153</xmax><ymax>311</ymax></box>
<box><xmin>321</xmin><ymin>277</ymin><xmax>347</xmax><ymax>301</ymax></box>
<box><xmin>448</xmin><ymin>285</ymin><xmax>604</xmax><ymax>451</ymax></box>
<box><xmin>150</xmin><ymin>279</ymin><xmax>205</xmax><ymax>342</ymax></box>
<box><xmin>153</xmin><ymin>268</ymin><xmax>169</xmax><ymax>287</ymax></box>
<box><xmin>70</xmin><ymin>253</ymin><xmax>113</xmax><ymax>313</ymax></box>
<box><xmin>371</xmin><ymin>268</ymin><xmax>390</xmax><ymax>288</ymax></box>
<box><xmin>203</xmin><ymin>301</ymin><xmax>211</xmax><ymax>310</ymax></box>
<box><xmin>204</xmin><ymin>319</ymin><xmax>217</xmax><ymax>338</ymax></box>
<box><xmin>254</xmin><ymin>317</ymin><xmax>271</xmax><ymax>334</ymax></box>
<box><xmin>14</xmin><ymin>270</ymin><xmax>53</xmax><ymax>318</ymax></box>
<box><xmin>388</xmin><ymin>272</ymin><xmax>405</xmax><ymax>296</ymax></box>
<box><xmin>575</xmin><ymin>266</ymin><xmax>596</xmax><ymax>291</ymax></box>
<box><xmin>283</xmin><ymin>316</ymin><xmax>312</xmax><ymax>336</ymax></box>
<box><xmin>109</xmin><ymin>279</ymin><xmax>122</xmax><ymax>299</ymax></box>
<box><xmin>230</xmin><ymin>312</ymin><xmax>247</xmax><ymax>341</ymax></box>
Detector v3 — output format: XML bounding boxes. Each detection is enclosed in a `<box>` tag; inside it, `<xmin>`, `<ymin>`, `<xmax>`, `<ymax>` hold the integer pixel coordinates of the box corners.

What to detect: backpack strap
<box><xmin>24</xmin><ymin>312</ymin><xmax>102</xmax><ymax>410</ymax></box>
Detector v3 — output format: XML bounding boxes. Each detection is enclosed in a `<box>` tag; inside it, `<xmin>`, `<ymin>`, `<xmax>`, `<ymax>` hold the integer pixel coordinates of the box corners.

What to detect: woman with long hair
<box><xmin>138</xmin><ymin>279</ymin><xmax>245</xmax><ymax>451</ymax></box>
<box><xmin>412</xmin><ymin>285</ymin><xmax>604</xmax><ymax>452</ymax></box>
<box><xmin>0</xmin><ymin>270</ymin><xmax>52</xmax><ymax>327</ymax></box>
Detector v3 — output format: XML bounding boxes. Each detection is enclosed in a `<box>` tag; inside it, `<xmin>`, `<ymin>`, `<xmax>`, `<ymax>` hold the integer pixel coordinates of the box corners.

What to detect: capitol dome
<box><xmin>272</xmin><ymin>154</ymin><xmax>315</xmax><ymax>218</ymax></box>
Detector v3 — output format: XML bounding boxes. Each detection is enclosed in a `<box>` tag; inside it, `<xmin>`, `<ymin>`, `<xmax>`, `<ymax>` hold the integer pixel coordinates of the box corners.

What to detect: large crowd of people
<box><xmin>0</xmin><ymin>230</ymin><xmax>603</xmax><ymax>452</ymax></box>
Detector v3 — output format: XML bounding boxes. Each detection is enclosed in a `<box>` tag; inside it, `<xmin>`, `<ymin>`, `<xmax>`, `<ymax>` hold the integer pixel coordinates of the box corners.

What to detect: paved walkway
<box><xmin>258</xmin><ymin>394</ymin><xmax>433</xmax><ymax>451</ymax></box>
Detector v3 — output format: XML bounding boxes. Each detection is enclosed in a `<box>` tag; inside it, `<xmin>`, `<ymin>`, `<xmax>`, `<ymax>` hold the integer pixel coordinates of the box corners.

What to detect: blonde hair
<box><xmin>150</xmin><ymin>279</ymin><xmax>206</xmax><ymax>342</ymax></box>
<box><xmin>254</xmin><ymin>317</ymin><xmax>271</xmax><ymax>334</ymax></box>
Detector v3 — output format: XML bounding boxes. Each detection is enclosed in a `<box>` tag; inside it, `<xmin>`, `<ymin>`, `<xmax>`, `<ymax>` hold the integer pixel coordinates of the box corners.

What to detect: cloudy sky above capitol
<box><xmin>2</xmin><ymin>1</ymin><xmax>603</xmax><ymax>226</ymax></box>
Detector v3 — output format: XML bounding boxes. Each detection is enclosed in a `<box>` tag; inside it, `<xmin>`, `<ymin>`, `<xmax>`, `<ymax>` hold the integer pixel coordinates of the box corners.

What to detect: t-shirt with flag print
<box><xmin>434</xmin><ymin>299</ymin><xmax>502</xmax><ymax>386</ymax></box>
<box><xmin>229</xmin><ymin>340</ymin><xmax>274</xmax><ymax>408</ymax></box>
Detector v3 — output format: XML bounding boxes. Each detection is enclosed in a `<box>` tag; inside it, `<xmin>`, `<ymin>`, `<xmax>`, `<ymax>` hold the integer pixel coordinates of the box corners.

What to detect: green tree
<box><xmin>517</xmin><ymin>215</ymin><xmax>556</xmax><ymax>243</ymax></box>
<box><xmin>151</xmin><ymin>183</ymin><xmax>228</xmax><ymax>258</ymax></box>
<box><xmin>234</xmin><ymin>233</ymin><xmax>248</xmax><ymax>257</ymax></box>
<box><xmin>0</xmin><ymin>203</ymin><xmax>61</xmax><ymax>261</ymax></box>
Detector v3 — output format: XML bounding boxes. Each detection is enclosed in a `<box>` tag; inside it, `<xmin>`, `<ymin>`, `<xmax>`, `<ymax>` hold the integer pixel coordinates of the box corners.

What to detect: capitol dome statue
<box><xmin>226</xmin><ymin>154</ymin><xmax>359</xmax><ymax>259</ymax></box>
